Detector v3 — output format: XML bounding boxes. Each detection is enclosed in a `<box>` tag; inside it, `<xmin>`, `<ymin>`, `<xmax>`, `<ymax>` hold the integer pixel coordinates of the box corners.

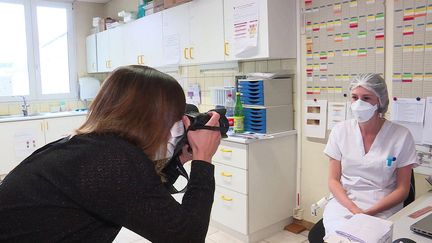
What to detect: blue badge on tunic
<box><xmin>386</xmin><ymin>156</ymin><xmax>396</xmax><ymax>166</ymax></box>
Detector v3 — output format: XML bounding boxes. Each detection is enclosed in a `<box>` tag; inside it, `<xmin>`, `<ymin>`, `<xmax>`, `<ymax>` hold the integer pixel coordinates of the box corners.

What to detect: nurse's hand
<box><xmin>349</xmin><ymin>206</ymin><xmax>364</xmax><ymax>214</ymax></box>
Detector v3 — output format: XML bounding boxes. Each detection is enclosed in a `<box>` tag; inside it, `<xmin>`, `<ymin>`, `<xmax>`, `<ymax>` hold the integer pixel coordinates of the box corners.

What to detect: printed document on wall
<box><xmin>304</xmin><ymin>100</ymin><xmax>328</xmax><ymax>139</ymax></box>
<box><xmin>391</xmin><ymin>98</ymin><xmax>426</xmax><ymax>144</ymax></box>
<box><xmin>391</xmin><ymin>98</ymin><xmax>426</xmax><ymax>123</ymax></box>
<box><xmin>327</xmin><ymin>102</ymin><xmax>347</xmax><ymax>130</ymax></box>
<box><xmin>422</xmin><ymin>97</ymin><xmax>432</xmax><ymax>145</ymax></box>
<box><xmin>233</xmin><ymin>0</ymin><xmax>259</xmax><ymax>57</ymax></box>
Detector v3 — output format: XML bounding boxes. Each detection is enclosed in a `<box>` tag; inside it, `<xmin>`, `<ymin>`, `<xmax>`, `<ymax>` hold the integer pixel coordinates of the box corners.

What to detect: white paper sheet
<box><xmin>304</xmin><ymin>100</ymin><xmax>328</xmax><ymax>139</ymax></box>
<box><xmin>391</xmin><ymin>98</ymin><xmax>426</xmax><ymax>123</ymax></box>
<box><xmin>163</xmin><ymin>34</ymin><xmax>180</xmax><ymax>65</ymax></box>
<box><xmin>186</xmin><ymin>84</ymin><xmax>201</xmax><ymax>106</ymax></box>
<box><xmin>422</xmin><ymin>97</ymin><xmax>432</xmax><ymax>145</ymax></box>
<box><xmin>14</xmin><ymin>131</ymin><xmax>38</xmax><ymax>160</ymax></box>
<box><xmin>327</xmin><ymin>102</ymin><xmax>347</xmax><ymax>130</ymax></box>
<box><xmin>233</xmin><ymin>0</ymin><xmax>259</xmax><ymax>57</ymax></box>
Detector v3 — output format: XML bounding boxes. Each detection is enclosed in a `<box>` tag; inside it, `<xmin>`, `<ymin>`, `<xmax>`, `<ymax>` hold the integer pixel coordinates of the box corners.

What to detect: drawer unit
<box><xmin>238</xmin><ymin>77</ymin><xmax>293</xmax><ymax>106</ymax></box>
<box><xmin>212</xmin><ymin>186</ymin><xmax>248</xmax><ymax>234</ymax></box>
<box><xmin>210</xmin><ymin>134</ymin><xmax>297</xmax><ymax>242</ymax></box>
<box><xmin>212</xmin><ymin>142</ymin><xmax>247</xmax><ymax>169</ymax></box>
<box><xmin>244</xmin><ymin>105</ymin><xmax>293</xmax><ymax>134</ymax></box>
<box><xmin>214</xmin><ymin>162</ymin><xmax>247</xmax><ymax>194</ymax></box>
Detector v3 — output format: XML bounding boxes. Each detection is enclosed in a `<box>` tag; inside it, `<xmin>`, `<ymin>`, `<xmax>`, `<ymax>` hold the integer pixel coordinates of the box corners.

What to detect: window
<box><xmin>0</xmin><ymin>0</ymin><xmax>76</xmax><ymax>101</ymax></box>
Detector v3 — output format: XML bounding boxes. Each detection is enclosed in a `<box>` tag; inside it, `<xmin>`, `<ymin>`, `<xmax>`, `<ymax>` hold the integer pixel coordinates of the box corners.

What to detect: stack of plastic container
<box><xmin>238</xmin><ymin>73</ymin><xmax>293</xmax><ymax>134</ymax></box>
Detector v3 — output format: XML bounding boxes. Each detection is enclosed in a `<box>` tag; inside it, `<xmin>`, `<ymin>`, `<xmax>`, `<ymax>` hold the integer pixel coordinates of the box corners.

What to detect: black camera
<box><xmin>163</xmin><ymin>104</ymin><xmax>228</xmax><ymax>193</ymax></box>
<box><xmin>184</xmin><ymin>103</ymin><xmax>229</xmax><ymax>138</ymax></box>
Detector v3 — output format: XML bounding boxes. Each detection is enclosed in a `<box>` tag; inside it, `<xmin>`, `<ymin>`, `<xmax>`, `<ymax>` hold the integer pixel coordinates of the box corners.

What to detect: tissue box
<box><xmin>333</xmin><ymin>214</ymin><xmax>393</xmax><ymax>243</ymax></box>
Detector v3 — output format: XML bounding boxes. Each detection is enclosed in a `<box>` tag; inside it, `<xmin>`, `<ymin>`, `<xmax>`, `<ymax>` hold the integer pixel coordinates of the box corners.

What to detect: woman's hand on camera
<box><xmin>182</xmin><ymin>112</ymin><xmax>221</xmax><ymax>163</ymax></box>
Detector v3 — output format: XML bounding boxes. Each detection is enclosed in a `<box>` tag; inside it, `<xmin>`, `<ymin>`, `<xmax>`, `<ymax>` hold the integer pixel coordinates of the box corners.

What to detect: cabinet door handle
<box><xmin>184</xmin><ymin>48</ymin><xmax>189</xmax><ymax>59</ymax></box>
<box><xmin>220</xmin><ymin>148</ymin><xmax>233</xmax><ymax>153</ymax></box>
<box><xmin>137</xmin><ymin>55</ymin><xmax>141</xmax><ymax>64</ymax></box>
<box><xmin>106</xmin><ymin>60</ymin><xmax>109</xmax><ymax>68</ymax></box>
<box><xmin>221</xmin><ymin>172</ymin><xmax>233</xmax><ymax>177</ymax></box>
<box><xmin>224</xmin><ymin>42</ymin><xmax>229</xmax><ymax>56</ymax></box>
<box><xmin>189</xmin><ymin>47</ymin><xmax>194</xmax><ymax>59</ymax></box>
<box><xmin>221</xmin><ymin>195</ymin><xmax>233</xmax><ymax>201</ymax></box>
<box><xmin>140</xmin><ymin>55</ymin><xmax>145</xmax><ymax>65</ymax></box>
<box><xmin>40</xmin><ymin>122</ymin><xmax>44</xmax><ymax>132</ymax></box>
<box><xmin>45</xmin><ymin>121</ymin><xmax>49</xmax><ymax>131</ymax></box>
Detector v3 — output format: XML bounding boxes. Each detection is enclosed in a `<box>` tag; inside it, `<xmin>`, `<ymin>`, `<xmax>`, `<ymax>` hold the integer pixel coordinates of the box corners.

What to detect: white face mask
<box><xmin>350</xmin><ymin>99</ymin><xmax>378</xmax><ymax>123</ymax></box>
<box><xmin>166</xmin><ymin>120</ymin><xmax>185</xmax><ymax>158</ymax></box>
<box><xmin>154</xmin><ymin>120</ymin><xmax>185</xmax><ymax>160</ymax></box>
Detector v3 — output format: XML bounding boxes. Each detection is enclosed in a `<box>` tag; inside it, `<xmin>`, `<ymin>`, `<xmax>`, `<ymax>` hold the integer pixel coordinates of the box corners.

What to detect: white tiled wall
<box><xmin>0</xmin><ymin>59</ymin><xmax>297</xmax><ymax>128</ymax></box>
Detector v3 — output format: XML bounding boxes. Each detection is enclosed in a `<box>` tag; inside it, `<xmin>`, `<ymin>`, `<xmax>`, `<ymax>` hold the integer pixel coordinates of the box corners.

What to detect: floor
<box><xmin>113</xmin><ymin>225</ymin><xmax>310</xmax><ymax>243</ymax></box>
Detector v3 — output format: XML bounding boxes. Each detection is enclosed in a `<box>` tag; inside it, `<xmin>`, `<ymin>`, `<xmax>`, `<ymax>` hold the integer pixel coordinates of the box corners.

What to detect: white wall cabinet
<box><xmin>97</xmin><ymin>27</ymin><xmax>124</xmax><ymax>72</ymax></box>
<box><xmin>223</xmin><ymin>0</ymin><xmax>297</xmax><ymax>61</ymax></box>
<box><xmin>210</xmin><ymin>133</ymin><xmax>297</xmax><ymax>242</ymax></box>
<box><xmin>86</xmin><ymin>34</ymin><xmax>98</xmax><ymax>73</ymax></box>
<box><xmin>87</xmin><ymin>0</ymin><xmax>296</xmax><ymax>72</ymax></box>
<box><xmin>162</xmin><ymin>0</ymin><xmax>225</xmax><ymax>66</ymax></box>
<box><xmin>123</xmin><ymin>12</ymin><xmax>164</xmax><ymax>67</ymax></box>
<box><xmin>0</xmin><ymin>115</ymin><xmax>86</xmax><ymax>175</ymax></box>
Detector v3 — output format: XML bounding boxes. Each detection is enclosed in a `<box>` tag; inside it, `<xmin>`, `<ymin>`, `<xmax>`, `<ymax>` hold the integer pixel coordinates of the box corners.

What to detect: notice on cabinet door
<box><xmin>164</xmin><ymin>34</ymin><xmax>180</xmax><ymax>65</ymax></box>
<box><xmin>233</xmin><ymin>0</ymin><xmax>259</xmax><ymax>57</ymax></box>
<box><xmin>14</xmin><ymin>131</ymin><xmax>38</xmax><ymax>160</ymax></box>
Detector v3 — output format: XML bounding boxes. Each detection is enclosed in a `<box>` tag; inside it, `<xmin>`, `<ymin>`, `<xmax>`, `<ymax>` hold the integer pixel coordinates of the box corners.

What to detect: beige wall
<box><xmin>104</xmin><ymin>0</ymin><xmax>138</xmax><ymax>19</ymax></box>
<box><xmin>74</xmin><ymin>2</ymin><xmax>105</xmax><ymax>78</ymax></box>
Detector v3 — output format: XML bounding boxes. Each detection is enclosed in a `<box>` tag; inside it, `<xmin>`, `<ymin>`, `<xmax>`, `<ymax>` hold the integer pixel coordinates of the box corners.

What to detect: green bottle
<box><xmin>233</xmin><ymin>92</ymin><xmax>244</xmax><ymax>133</ymax></box>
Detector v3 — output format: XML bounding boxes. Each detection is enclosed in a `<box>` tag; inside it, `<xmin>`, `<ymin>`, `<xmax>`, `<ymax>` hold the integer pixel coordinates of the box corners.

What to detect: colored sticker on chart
<box><xmin>414</xmin><ymin>6</ymin><xmax>426</xmax><ymax>18</ymax></box>
<box><xmin>402</xmin><ymin>73</ymin><xmax>413</xmax><ymax>83</ymax></box>
<box><xmin>404</xmin><ymin>9</ymin><xmax>414</xmax><ymax>21</ymax></box>
<box><xmin>393</xmin><ymin>73</ymin><xmax>402</xmax><ymax>82</ymax></box>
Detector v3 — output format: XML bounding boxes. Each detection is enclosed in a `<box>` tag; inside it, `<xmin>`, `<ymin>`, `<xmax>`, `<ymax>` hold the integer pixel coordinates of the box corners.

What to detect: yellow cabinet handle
<box><xmin>189</xmin><ymin>47</ymin><xmax>194</xmax><ymax>59</ymax></box>
<box><xmin>221</xmin><ymin>172</ymin><xmax>233</xmax><ymax>177</ymax></box>
<box><xmin>106</xmin><ymin>60</ymin><xmax>109</xmax><ymax>68</ymax></box>
<box><xmin>224</xmin><ymin>42</ymin><xmax>229</xmax><ymax>56</ymax></box>
<box><xmin>137</xmin><ymin>55</ymin><xmax>141</xmax><ymax>64</ymax></box>
<box><xmin>221</xmin><ymin>195</ymin><xmax>233</xmax><ymax>201</ymax></box>
<box><xmin>184</xmin><ymin>48</ymin><xmax>189</xmax><ymax>59</ymax></box>
<box><xmin>140</xmin><ymin>55</ymin><xmax>145</xmax><ymax>65</ymax></box>
<box><xmin>220</xmin><ymin>148</ymin><xmax>233</xmax><ymax>153</ymax></box>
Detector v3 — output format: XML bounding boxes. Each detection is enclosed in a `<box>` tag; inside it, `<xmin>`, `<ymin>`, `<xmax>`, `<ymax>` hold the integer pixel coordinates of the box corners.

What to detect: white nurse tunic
<box><xmin>322</xmin><ymin>119</ymin><xmax>418</xmax><ymax>236</ymax></box>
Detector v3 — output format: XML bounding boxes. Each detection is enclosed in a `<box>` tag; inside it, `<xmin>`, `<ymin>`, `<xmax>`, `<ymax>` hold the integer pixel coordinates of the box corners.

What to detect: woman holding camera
<box><xmin>0</xmin><ymin>65</ymin><xmax>221</xmax><ymax>242</ymax></box>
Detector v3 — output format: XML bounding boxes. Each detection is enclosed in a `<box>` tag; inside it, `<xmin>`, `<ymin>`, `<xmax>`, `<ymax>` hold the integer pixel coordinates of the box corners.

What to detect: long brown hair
<box><xmin>76</xmin><ymin>65</ymin><xmax>185</xmax><ymax>160</ymax></box>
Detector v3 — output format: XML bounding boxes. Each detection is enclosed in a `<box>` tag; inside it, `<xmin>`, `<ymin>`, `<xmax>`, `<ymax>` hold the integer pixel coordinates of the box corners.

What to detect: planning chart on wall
<box><xmin>392</xmin><ymin>0</ymin><xmax>432</xmax><ymax>98</ymax></box>
<box><xmin>392</xmin><ymin>0</ymin><xmax>432</xmax><ymax>174</ymax></box>
<box><xmin>304</xmin><ymin>0</ymin><xmax>385</xmax><ymax>102</ymax></box>
<box><xmin>303</xmin><ymin>0</ymin><xmax>432</xmax><ymax>174</ymax></box>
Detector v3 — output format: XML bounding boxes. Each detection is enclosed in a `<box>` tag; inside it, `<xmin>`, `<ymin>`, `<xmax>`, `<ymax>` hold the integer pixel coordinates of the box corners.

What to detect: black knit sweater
<box><xmin>0</xmin><ymin>133</ymin><xmax>215</xmax><ymax>243</ymax></box>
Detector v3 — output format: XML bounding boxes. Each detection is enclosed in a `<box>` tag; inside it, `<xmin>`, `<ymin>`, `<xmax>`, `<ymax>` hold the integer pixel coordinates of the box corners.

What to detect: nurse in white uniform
<box><xmin>322</xmin><ymin>73</ymin><xmax>418</xmax><ymax>237</ymax></box>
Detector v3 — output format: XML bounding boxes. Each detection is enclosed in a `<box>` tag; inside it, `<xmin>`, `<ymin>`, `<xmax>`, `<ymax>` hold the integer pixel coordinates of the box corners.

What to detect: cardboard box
<box><xmin>164</xmin><ymin>0</ymin><xmax>191</xmax><ymax>9</ymax></box>
<box><xmin>153</xmin><ymin>0</ymin><xmax>164</xmax><ymax>13</ymax></box>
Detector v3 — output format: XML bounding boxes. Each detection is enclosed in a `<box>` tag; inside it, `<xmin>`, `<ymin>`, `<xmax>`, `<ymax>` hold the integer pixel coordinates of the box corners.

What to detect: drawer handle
<box><xmin>221</xmin><ymin>172</ymin><xmax>233</xmax><ymax>177</ymax></box>
<box><xmin>220</xmin><ymin>148</ymin><xmax>233</xmax><ymax>153</ymax></box>
<box><xmin>221</xmin><ymin>195</ymin><xmax>233</xmax><ymax>201</ymax></box>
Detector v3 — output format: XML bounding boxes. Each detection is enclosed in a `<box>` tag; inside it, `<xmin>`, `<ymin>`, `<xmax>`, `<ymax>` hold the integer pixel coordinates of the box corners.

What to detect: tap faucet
<box><xmin>21</xmin><ymin>96</ymin><xmax>29</xmax><ymax>116</ymax></box>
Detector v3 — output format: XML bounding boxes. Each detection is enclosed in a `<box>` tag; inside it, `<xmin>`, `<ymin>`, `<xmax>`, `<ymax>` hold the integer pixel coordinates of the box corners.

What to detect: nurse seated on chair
<box><xmin>322</xmin><ymin>73</ymin><xmax>419</xmax><ymax>238</ymax></box>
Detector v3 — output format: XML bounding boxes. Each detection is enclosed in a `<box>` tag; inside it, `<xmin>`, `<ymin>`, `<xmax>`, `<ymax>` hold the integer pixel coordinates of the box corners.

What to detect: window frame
<box><xmin>0</xmin><ymin>0</ymin><xmax>77</xmax><ymax>102</ymax></box>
